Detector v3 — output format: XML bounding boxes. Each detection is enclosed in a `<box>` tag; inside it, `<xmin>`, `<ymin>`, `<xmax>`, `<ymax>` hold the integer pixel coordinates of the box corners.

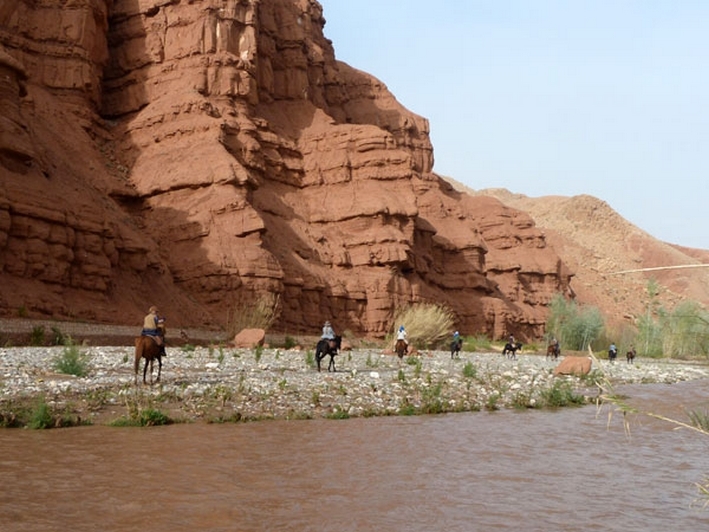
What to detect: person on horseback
<box><xmin>321</xmin><ymin>320</ymin><xmax>336</xmax><ymax>351</ymax></box>
<box><xmin>608</xmin><ymin>342</ymin><xmax>618</xmax><ymax>363</ymax></box>
<box><xmin>141</xmin><ymin>305</ymin><xmax>166</xmax><ymax>356</ymax></box>
<box><xmin>397</xmin><ymin>325</ymin><xmax>408</xmax><ymax>345</ymax></box>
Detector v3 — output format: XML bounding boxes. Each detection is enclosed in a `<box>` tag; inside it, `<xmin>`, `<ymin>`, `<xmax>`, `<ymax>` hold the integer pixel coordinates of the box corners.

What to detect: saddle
<box><xmin>142</xmin><ymin>333</ymin><xmax>163</xmax><ymax>346</ymax></box>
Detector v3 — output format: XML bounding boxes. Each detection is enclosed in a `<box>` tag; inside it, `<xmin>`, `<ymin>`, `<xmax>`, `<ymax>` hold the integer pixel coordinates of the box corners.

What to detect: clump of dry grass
<box><xmin>226</xmin><ymin>293</ymin><xmax>281</xmax><ymax>336</ymax></box>
<box><xmin>390</xmin><ymin>303</ymin><xmax>455</xmax><ymax>349</ymax></box>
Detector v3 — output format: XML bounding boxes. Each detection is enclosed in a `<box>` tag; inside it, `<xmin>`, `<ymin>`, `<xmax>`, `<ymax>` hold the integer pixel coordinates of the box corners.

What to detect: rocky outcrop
<box><xmin>0</xmin><ymin>0</ymin><xmax>572</xmax><ymax>339</ymax></box>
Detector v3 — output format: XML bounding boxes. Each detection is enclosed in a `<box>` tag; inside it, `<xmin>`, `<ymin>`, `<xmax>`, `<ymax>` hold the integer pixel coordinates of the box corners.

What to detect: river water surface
<box><xmin>2</xmin><ymin>380</ymin><xmax>709</xmax><ymax>531</ymax></box>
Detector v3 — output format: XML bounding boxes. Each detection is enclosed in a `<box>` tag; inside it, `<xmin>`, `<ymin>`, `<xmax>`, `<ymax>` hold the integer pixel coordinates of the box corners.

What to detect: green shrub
<box><xmin>29</xmin><ymin>398</ymin><xmax>53</xmax><ymax>429</ymax></box>
<box><xmin>30</xmin><ymin>326</ymin><xmax>45</xmax><ymax>346</ymax></box>
<box><xmin>53</xmin><ymin>337</ymin><xmax>90</xmax><ymax>377</ymax></box>
<box><xmin>398</xmin><ymin>399</ymin><xmax>416</xmax><ymax>416</ymax></box>
<box><xmin>327</xmin><ymin>406</ymin><xmax>350</xmax><ymax>419</ymax></box>
<box><xmin>539</xmin><ymin>380</ymin><xmax>585</xmax><ymax>408</ymax></box>
<box><xmin>139</xmin><ymin>409</ymin><xmax>171</xmax><ymax>426</ymax></box>
<box><xmin>462</xmin><ymin>362</ymin><xmax>477</xmax><ymax>379</ymax></box>
<box><xmin>547</xmin><ymin>294</ymin><xmax>605</xmax><ymax>351</ymax></box>
<box><xmin>305</xmin><ymin>350</ymin><xmax>315</xmax><ymax>368</ymax></box>
<box><xmin>50</xmin><ymin>327</ymin><xmax>66</xmax><ymax>346</ymax></box>
<box><xmin>284</xmin><ymin>336</ymin><xmax>297</xmax><ymax>349</ymax></box>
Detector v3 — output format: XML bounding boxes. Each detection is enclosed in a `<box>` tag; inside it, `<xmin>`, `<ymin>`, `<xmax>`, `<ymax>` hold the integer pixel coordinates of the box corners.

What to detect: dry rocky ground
<box><xmin>1</xmin><ymin>342</ymin><xmax>707</xmax><ymax>429</ymax></box>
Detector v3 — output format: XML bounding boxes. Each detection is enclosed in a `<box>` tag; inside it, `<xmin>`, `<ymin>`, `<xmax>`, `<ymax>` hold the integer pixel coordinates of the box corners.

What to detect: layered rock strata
<box><xmin>0</xmin><ymin>0</ymin><xmax>572</xmax><ymax>339</ymax></box>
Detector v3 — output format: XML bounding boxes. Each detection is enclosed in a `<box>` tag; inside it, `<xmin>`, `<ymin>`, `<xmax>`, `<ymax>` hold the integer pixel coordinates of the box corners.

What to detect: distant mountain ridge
<box><xmin>444</xmin><ymin>178</ymin><xmax>709</xmax><ymax>328</ymax></box>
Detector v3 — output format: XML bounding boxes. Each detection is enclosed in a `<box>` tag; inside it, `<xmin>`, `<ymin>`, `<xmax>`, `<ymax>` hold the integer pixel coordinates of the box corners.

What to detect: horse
<box><xmin>134</xmin><ymin>324</ymin><xmax>165</xmax><ymax>385</ymax></box>
<box><xmin>450</xmin><ymin>338</ymin><xmax>463</xmax><ymax>359</ymax></box>
<box><xmin>546</xmin><ymin>343</ymin><xmax>560</xmax><ymax>360</ymax></box>
<box><xmin>315</xmin><ymin>335</ymin><xmax>342</xmax><ymax>372</ymax></box>
<box><xmin>626</xmin><ymin>348</ymin><xmax>636</xmax><ymax>364</ymax></box>
<box><xmin>502</xmin><ymin>341</ymin><xmax>523</xmax><ymax>359</ymax></box>
<box><xmin>608</xmin><ymin>347</ymin><xmax>618</xmax><ymax>363</ymax></box>
<box><xmin>395</xmin><ymin>339</ymin><xmax>408</xmax><ymax>360</ymax></box>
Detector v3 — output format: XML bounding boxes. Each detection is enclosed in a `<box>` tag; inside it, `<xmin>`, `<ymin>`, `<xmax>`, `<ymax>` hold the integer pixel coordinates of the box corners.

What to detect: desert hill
<box><xmin>447</xmin><ymin>182</ymin><xmax>709</xmax><ymax>329</ymax></box>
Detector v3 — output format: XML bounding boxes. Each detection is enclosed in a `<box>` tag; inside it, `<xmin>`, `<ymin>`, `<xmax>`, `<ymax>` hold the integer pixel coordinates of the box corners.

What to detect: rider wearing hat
<box><xmin>141</xmin><ymin>306</ymin><xmax>166</xmax><ymax>354</ymax></box>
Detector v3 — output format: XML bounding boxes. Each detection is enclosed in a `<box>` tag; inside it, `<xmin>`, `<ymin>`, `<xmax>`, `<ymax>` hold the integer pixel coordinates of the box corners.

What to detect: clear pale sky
<box><xmin>318</xmin><ymin>0</ymin><xmax>709</xmax><ymax>250</ymax></box>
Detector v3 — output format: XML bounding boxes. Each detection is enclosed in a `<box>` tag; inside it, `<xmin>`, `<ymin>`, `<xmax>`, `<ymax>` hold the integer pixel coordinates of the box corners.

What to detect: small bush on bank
<box><xmin>30</xmin><ymin>326</ymin><xmax>45</xmax><ymax>346</ymax></box>
<box><xmin>284</xmin><ymin>336</ymin><xmax>297</xmax><ymax>349</ymax></box>
<box><xmin>53</xmin><ymin>337</ymin><xmax>90</xmax><ymax>377</ymax></box>
<box><xmin>29</xmin><ymin>398</ymin><xmax>53</xmax><ymax>429</ymax></box>
<box><xmin>539</xmin><ymin>380</ymin><xmax>585</xmax><ymax>408</ymax></box>
<box><xmin>51</xmin><ymin>327</ymin><xmax>66</xmax><ymax>346</ymax></box>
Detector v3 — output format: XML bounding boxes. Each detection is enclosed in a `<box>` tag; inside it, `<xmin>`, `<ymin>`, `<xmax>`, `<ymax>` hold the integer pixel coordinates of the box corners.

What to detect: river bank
<box><xmin>1</xmin><ymin>343</ymin><xmax>708</xmax><ymax>428</ymax></box>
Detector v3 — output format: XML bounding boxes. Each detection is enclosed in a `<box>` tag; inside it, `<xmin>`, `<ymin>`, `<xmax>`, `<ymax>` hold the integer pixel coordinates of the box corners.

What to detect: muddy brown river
<box><xmin>2</xmin><ymin>380</ymin><xmax>709</xmax><ymax>531</ymax></box>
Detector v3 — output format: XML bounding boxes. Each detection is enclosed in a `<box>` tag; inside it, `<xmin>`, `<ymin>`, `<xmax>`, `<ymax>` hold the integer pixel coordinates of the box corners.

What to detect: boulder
<box><xmin>233</xmin><ymin>328</ymin><xmax>265</xmax><ymax>348</ymax></box>
<box><xmin>553</xmin><ymin>356</ymin><xmax>592</xmax><ymax>376</ymax></box>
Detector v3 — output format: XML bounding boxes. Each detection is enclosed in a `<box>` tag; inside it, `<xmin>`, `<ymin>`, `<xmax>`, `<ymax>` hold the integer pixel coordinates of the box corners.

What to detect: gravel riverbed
<box><xmin>1</xmin><ymin>344</ymin><xmax>708</xmax><ymax>426</ymax></box>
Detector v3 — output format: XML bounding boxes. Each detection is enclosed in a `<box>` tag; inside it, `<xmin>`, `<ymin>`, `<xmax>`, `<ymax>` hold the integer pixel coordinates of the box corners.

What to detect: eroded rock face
<box><xmin>0</xmin><ymin>0</ymin><xmax>572</xmax><ymax>338</ymax></box>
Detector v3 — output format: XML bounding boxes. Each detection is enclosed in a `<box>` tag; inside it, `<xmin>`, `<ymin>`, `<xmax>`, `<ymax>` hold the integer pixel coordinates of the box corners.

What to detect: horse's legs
<box><xmin>134</xmin><ymin>342</ymin><xmax>143</xmax><ymax>385</ymax></box>
<box><xmin>156</xmin><ymin>356</ymin><xmax>162</xmax><ymax>382</ymax></box>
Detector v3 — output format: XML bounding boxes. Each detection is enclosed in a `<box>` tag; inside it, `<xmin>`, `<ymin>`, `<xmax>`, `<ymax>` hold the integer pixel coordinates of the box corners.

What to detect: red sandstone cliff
<box><xmin>0</xmin><ymin>0</ymin><xmax>573</xmax><ymax>339</ymax></box>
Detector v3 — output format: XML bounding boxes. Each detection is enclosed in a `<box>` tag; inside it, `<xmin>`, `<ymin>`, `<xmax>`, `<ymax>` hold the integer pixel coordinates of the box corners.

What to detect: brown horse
<box><xmin>626</xmin><ymin>347</ymin><xmax>636</xmax><ymax>364</ymax></box>
<box><xmin>134</xmin><ymin>325</ymin><xmax>165</xmax><ymax>385</ymax></box>
<box><xmin>395</xmin><ymin>339</ymin><xmax>408</xmax><ymax>360</ymax></box>
<box><xmin>546</xmin><ymin>343</ymin><xmax>560</xmax><ymax>360</ymax></box>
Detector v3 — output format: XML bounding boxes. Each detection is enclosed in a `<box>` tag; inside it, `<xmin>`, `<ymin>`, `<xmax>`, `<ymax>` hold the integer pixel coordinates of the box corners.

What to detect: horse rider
<box><xmin>608</xmin><ymin>343</ymin><xmax>618</xmax><ymax>363</ymax></box>
<box><xmin>142</xmin><ymin>305</ymin><xmax>166</xmax><ymax>355</ymax></box>
<box><xmin>397</xmin><ymin>325</ymin><xmax>408</xmax><ymax>345</ymax></box>
<box><xmin>321</xmin><ymin>320</ymin><xmax>336</xmax><ymax>350</ymax></box>
<box><xmin>508</xmin><ymin>333</ymin><xmax>515</xmax><ymax>345</ymax></box>
<box><xmin>453</xmin><ymin>330</ymin><xmax>460</xmax><ymax>344</ymax></box>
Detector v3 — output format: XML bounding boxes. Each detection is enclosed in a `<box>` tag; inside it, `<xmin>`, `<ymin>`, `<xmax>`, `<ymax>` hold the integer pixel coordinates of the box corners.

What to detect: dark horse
<box><xmin>627</xmin><ymin>347</ymin><xmax>636</xmax><ymax>364</ymax></box>
<box><xmin>395</xmin><ymin>339</ymin><xmax>408</xmax><ymax>360</ymax></box>
<box><xmin>316</xmin><ymin>335</ymin><xmax>341</xmax><ymax>372</ymax></box>
<box><xmin>608</xmin><ymin>346</ymin><xmax>618</xmax><ymax>363</ymax></box>
<box><xmin>502</xmin><ymin>341</ymin><xmax>523</xmax><ymax>359</ymax></box>
<box><xmin>134</xmin><ymin>324</ymin><xmax>165</xmax><ymax>385</ymax></box>
<box><xmin>450</xmin><ymin>338</ymin><xmax>463</xmax><ymax>359</ymax></box>
<box><xmin>546</xmin><ymin>343</ymin><xmax>560</xmax><ymax>360</ymax></box>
